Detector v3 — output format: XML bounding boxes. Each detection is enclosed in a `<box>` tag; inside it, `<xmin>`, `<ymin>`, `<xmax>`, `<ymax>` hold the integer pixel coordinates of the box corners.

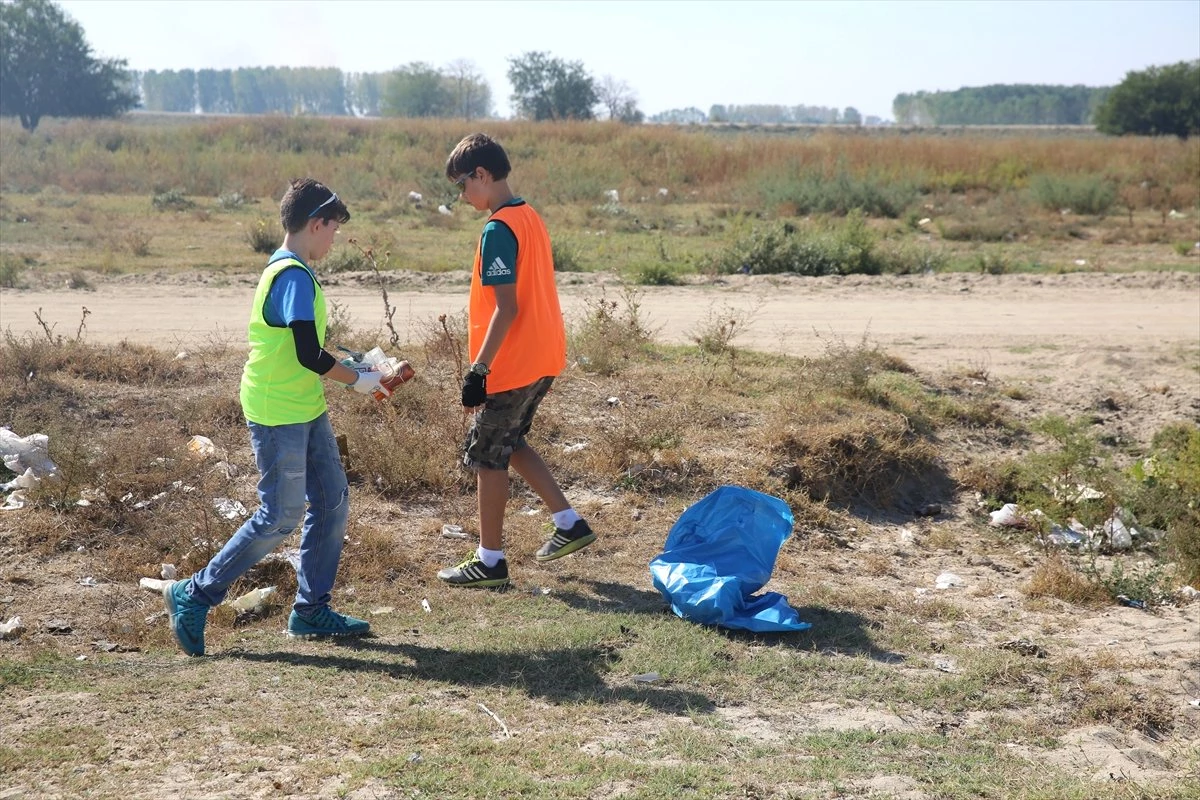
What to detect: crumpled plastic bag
<box><xmin>649</xmin><ymin>485</ymin><xmax>810</xmax><ymax>633</ymax></box>
<box><xmin>0</xmin><ymin>428</ymin><xmax>58</xmax><ymax>478</ymax></box>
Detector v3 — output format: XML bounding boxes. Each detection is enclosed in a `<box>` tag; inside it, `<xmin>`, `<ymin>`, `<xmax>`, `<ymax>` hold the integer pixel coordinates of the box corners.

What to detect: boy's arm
<box><xmin>472</xmin><ymin>283</ymin><xmax>518</xmax><ymax>369</ymax></box>
<box><xmin>288</xmin><ymin>321</ymin><xmax>359</xmax><ymax>386</ymax></box>
<box><xmin>472</xmin><ymin>220</ymin><xmax>520</xmax><ymax>369</ymax></box>
<box><xmin>269</xmin><ymin>268</ymin><xmax>372</xmax><ymax>390</ymax></box>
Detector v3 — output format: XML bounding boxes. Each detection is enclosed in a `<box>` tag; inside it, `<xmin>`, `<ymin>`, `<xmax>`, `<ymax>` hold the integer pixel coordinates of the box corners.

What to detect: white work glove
<box><xmin>349</xmin><ymin>368</ymin><xmax>391</xmax><ymax>399</ymax></box>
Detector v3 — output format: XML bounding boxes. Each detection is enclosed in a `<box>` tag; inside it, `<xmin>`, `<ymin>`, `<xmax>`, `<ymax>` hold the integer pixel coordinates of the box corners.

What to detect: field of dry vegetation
<box><xmin>0</xmin><ymin>118</ymin><xmax>1198</xmax><ymax>799</ymax></box>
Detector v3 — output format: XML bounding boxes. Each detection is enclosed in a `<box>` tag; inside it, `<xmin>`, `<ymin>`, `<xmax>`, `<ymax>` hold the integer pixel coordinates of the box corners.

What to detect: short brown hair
<box><xmin>445</xmin><ymin>133</ymin><xmax>511</xmax><ymax>181</ymax></box>
<box><xmin>279</xmin><ymin>178</ymin><xmax>350</xmax><ymax>233</ymax></box>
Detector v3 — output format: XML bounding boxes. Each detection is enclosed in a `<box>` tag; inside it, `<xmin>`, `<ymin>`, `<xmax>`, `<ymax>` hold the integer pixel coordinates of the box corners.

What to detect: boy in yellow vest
<box><xmin>437</xmin><ymin>133</ymin><xmax>596</xmax><ymax>588</ymax></box>
<box><xmin>163</xmin><ymin>179</ymin><xmax>390</xmax><ymax>655</ymax></box>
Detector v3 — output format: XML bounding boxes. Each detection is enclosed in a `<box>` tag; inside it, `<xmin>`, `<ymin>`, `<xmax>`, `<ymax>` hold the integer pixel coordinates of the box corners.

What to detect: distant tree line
<box><xmin>136</xmin><ymin>65</ymin><xmax>490</xmax><ymax>118</ymax></box>
<box><xmin>892</xmin><ymin>85</ymin><xmax>1109</xmax><ymax>126</ymax></box>
<box><xmin>648</xmin><ymin>105</ymin><xmax>871</xmax><ymax>125</ymax></box>
<box><xmin>4</xmin><ymin>0</ymin><xmax>1196</xmax><ymax>138</ymax></box>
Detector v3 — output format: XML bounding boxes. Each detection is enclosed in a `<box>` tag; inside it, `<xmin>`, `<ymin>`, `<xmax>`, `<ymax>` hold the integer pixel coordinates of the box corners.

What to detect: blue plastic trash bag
<box><xmin>649</xmin><ymin>485</ymin><xmax>810</xmax><ymax>633</ymax></box>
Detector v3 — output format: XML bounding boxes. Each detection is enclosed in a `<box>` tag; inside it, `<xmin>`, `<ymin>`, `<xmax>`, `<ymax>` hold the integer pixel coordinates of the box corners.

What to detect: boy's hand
<box><xmin>351</xmin><ymin>369</ymin><xmax>391</xmax><ymax>399</ymax></box>
<box><xmin>461</xmin><ymin>371</ymin><xmax>487</xmax><ymax>408</ymax></box>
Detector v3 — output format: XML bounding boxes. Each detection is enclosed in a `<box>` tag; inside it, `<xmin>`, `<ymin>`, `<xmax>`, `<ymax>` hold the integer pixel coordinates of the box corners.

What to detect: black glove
<box><xmin>461</xmin><ymin>371</ymin><xmax>487</xmax><ymax>408</ymax></box>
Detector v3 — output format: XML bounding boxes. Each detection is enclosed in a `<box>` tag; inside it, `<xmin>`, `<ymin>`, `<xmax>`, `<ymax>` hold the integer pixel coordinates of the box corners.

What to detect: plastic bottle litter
<box><xmin>340</xmin><ymin>346</ymin><xmax>415</xmax><ymax>400</ymax></box>
<box><xmin>230</xmin><ymin>586</ymin><xmax>277</xmax><ymax>614</ymax></box>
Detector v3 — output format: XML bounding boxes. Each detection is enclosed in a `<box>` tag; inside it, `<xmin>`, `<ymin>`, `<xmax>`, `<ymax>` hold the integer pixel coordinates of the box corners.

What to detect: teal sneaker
<box><xmin>163</xmin><ymin>579</ymin><xmax>209</xmax><ymax>656</ymax></box>
<box><xmin>286</xmin><ymin>607</ymin><xmax>370</xmax><ymax>639</ymax></box>
<box><xmin>535</xmin><ymin>520</ymin><xmax>597</xmax><ymax>562</ymax></box>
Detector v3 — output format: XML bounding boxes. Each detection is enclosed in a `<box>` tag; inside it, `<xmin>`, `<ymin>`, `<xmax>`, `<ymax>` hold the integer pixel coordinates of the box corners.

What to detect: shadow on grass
<box><xmin>550</xmin><ymin>580</ymin><xmax>672</xmax><ymax>615</ymax></box>
<box><xmin>726</xmin><ymin>607</ymin><xmax>905</xmax><ymax>664</ymax></box>
<box><xmin>230</xmin><ymin>640</ymin><xmax>714</xmax><ymax>715</ymax></box>
<box><xmin>549</xmin><ymin>580</ymin><xmax>903</xmax><ymax>664</ymax></box>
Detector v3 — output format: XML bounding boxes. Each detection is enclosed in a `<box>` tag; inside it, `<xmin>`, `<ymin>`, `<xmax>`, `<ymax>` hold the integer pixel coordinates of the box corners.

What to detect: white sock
<box><xmin>552</xmin><ymin>508</ymin><xmax>582</xmax><ymax>530</ymax></box>
<box><xmin>477</xmin><ymin>546</ymin><xmax>505</xmax><ymax>568</ymax></box>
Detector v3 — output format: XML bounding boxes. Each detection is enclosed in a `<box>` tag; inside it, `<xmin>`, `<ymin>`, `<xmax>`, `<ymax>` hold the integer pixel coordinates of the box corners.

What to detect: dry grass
<box><xmin>1023</xmin><ymin>556</ymin><xmax>1112</xmax><ymax>606</ymax></box>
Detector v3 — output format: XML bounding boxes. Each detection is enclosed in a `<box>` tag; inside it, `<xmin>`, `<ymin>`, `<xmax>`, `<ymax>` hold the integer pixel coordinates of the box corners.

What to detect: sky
<box><xmin>58</xmin><ymin>0</ymin><xmax>1200</xmax><ymax>121</ymax></box>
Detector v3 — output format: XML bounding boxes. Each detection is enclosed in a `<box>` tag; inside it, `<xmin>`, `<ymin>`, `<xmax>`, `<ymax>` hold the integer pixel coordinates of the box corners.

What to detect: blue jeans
<box><xmin>188</xmin><ymin>412</ymin><xmax>349</xmax><ymax>616</ymax></box>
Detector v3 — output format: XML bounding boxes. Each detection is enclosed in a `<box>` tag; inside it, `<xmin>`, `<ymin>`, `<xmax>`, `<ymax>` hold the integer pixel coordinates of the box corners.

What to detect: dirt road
<box><xmin>4</xmin><ymin>271</ymin><xmax>1196</xmax><ymax>381</ymax></box>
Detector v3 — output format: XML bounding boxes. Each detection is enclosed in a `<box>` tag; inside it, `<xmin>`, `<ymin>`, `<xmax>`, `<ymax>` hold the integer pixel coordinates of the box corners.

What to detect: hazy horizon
<box><xmin>57</xmin><ymin>0</ymin><xmax>1200</xmax><ymax>120</ymax></box>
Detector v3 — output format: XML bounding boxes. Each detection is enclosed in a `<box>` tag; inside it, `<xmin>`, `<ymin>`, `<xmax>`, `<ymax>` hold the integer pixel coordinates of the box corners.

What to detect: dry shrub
<box><xmin>5</xmin><ymin>336</ymin><xmax>195</xmax><ymax>385</ymax></box>
<box><xmin>802</xmin><ymin>333</ymin><xmax>914</xmax><ymax>400</ymax></box>
<box><xmin>331</xmin><ymin>377</ymin><xmax>468</xmax><ymax>498</ymax></box>
<box><xmin>862</xmin><ymin>552</ymin><xmax>895</xmax><ymax>577</ymax></box>
<box><xmin>955</xmin><ymin>458</ymin><xmax>1023</xmax><ymax>505</ymax></box>
<box><xmin>1023</xmin><ymin>555</ymin><xmax>1109</xmax><ymax>606</ymax></box>
<box><xmin>1075</xmin><ymin>683</ymin><xmax>1175</xmax><ymax>737</ymax></box>
<box><xmin>768</xmin><ymin>398</ymin><xmax>948</xmax><ymax>512</ymax></box>
<box><xmin>579</xmin><ymin>398</ymin><xmax>715</xmax><ymax>494</ymax></box>
<box><xmin>568</xmin><ymin>287</ymin><xmax>656</xmax><ymax>377</ymax></box>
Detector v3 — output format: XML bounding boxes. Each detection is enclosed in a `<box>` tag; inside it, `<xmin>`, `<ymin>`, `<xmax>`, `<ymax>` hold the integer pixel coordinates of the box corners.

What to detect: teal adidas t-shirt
<box><xmin>480</xmin><ymin>199</ymin><xmax>524</xmax><ymax>286</ymax></box>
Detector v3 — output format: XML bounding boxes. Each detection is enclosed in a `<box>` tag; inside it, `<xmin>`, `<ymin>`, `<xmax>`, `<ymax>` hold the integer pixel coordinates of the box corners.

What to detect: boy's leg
<box><xmin>437</xmin><ymin>380</ymin><xmax>555</xmax><ymax>588</ymax></box>
<box><xmin>286</xmin><ymin>413</ymin><xmax>368</xmax><ymax>638</ymax></box>
<box><xmin>292</xmin><ymin>413</ymin><xmax>349</xmax><ymax>615</ymax></box>
<box><xmin>508</xmin><ymin>446</ymin><xmax>568</xmax><ymax>513</ymax></box>
<box><xmin>189</xmin><ymin>421</ymin><xmax>309</xmax><ymax>605</ymax></box>
<box><xmin>166</xmin><ymin>420</ymin><xmax>308</xmax><ymax>655</ymax></box>
<box><xmin>477</xmin><ymin>466</ymin><xmax>509</xmax><ymax>552</ymax></box>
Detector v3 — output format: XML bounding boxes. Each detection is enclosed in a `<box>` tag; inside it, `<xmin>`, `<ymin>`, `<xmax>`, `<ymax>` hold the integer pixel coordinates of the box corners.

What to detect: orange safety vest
<box><xmin>468</xmin><ymin>202</ymin><xmax>566</xmax><ymax>394</ymax></box>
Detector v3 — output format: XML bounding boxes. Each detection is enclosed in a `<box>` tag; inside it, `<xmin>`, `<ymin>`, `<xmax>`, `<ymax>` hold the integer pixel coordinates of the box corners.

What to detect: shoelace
<box><xmin>454</xmin><ymin>552</ymin><xmax>483</xmax><ymax>569</ymax></box>
<box><xmin>304</xmin><ymin>607</ymin><xmax>345</xmax><ymax>630</ymax></box>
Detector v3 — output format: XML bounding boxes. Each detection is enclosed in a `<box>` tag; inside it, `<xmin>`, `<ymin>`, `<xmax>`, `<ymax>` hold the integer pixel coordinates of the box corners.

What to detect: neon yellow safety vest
<box><xmin>240</xmin><ymin>256</ymin><xmax>328</xmax><ymax>425</ymax></box>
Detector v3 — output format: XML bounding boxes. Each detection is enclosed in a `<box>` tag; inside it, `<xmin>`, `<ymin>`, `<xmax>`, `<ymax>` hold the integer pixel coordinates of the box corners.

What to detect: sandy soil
<box><xmin>4</xmin><ymin>270</ymin><xmax>1198</xmax><ymax>374</ymax></box>
<box><xmin>5</xmin><ymin>269</ymin><xmax>1197</xmax><ymax>446</ymax></box>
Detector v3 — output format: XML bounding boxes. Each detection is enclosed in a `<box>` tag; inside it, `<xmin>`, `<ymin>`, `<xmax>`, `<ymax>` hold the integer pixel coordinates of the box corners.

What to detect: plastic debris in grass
<box><xmin>934</xmin><ymin>572</ymin><xmax>964</xmax><ymax>590</ymax></box>
<box><xmin>649</xmin><ymin>485</ymin><xmax>810</xmax><ymax>633</ymax></box>
<box><xmin>230</xmin><ymin>586</ymin><xmax>276</xmax><ymax>615</ymax></box>
<box><xmin>1</xmin><ymin>428</ymin><xmax>60</xmax><ymax>504</ymax></box>
<box><xmin>0</xmin><ymin>428</ymin><xmax>58</xmax><ymax>479</ymax></box>
<box><xmin>441</xmin><ymin>524</ymin><xmax>469</xmax><ymax>539</ymax></box>
<box><xmin>0</xmin><ymin>616</ymin><xmax>24</xmax><ymax>640</ymax></box>
<box><xmin>187</xmin><ymin>435</ymin><xmax>216</xmax><ymax>458</ymax></box>
<box><xmin>213</xmin><ymin>497</ymin><xmax>249</xmax><ymax>520</ymax></box>
<box><xmin>988</xmin><ymin>503</ymin><xmax>1025</xmax><ymax>528</ymax></box>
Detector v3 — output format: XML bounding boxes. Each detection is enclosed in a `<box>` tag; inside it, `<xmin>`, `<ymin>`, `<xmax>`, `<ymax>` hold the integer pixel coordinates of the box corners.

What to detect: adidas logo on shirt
<box><xmin>484</xmin><ymin>256</ymin><xmax>512</xmax><ymax>279</ymax></box>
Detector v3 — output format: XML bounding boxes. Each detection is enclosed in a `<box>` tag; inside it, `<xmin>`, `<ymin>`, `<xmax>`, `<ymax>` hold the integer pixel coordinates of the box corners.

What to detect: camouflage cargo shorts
<box><xmin>462</xmin><ymin>376</ymin><xmax>555</xmax><ymax>471</ymax></box>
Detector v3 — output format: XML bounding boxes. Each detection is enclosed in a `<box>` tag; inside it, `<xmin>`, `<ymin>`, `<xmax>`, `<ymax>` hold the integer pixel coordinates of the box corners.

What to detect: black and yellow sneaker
<box><xmin>535</xmin><ymin>520</ymin><xmax>597</xmax><ymax>562</ymax></box>
<box><xmin>437</xmin><ymin>552</ymin><xmax>510</xmax><ymax>588</ymax></box>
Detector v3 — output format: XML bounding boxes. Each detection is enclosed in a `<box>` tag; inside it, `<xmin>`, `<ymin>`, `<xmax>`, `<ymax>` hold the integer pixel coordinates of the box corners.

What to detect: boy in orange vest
<box><xmin>437</xmin><ymin>133</ymin><xmax>596</xmax><ymax>588</ymax></box>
